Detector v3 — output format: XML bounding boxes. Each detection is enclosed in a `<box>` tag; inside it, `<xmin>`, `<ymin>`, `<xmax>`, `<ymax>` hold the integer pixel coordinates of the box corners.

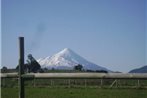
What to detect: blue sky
<box><xmin>1</xmin><ymin>0</ymin><xmax>147</xmax><ymax>72</ymax></box>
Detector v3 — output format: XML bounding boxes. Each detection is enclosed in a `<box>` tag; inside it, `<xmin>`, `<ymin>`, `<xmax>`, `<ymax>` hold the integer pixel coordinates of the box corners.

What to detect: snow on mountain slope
<box><xmin>37</xmin><ymin>48</ymin><xmax>109</xmax><ymax>71</ymax></box>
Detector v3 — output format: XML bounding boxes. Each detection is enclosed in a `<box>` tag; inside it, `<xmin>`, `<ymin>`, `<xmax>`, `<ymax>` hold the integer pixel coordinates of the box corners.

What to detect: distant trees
<box><xmin>74</xmin><ymin>64</ymin><xmax>83</xmax><ymax>71</ymax></box>
<box><xmin>86</xmin><ymin>69</ymin><xmax>108</xmax><ymax>73</ymax></box>
<box><xmin>1</xmin><ymin>66</ymin><xmax>8</xmax><ymax>73</ymax></box>
<box><xmin>16</xmin><ymin>54</ymin><xmax>41</xmax><ymax>73</ymax></box>
<box><xmin>95</xmin><ymin>70</ymin><xmax>108</xmax><ymax>73</ymax></box>
<box><xmin>51</xmin><ymin>67</ymin><xmax>55</xmax><ymax>71</ymax></box>
<box><xmin>26</xmin><ymin>54</ymin><xmax>41</xmax><ymax>73</ymax></box>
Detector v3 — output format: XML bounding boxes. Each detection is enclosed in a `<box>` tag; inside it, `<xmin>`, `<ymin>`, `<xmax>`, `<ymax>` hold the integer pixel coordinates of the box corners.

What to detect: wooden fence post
<box><xmin>137</xmin><ymin>79</ymin><xmax>140</xmax><ymax>87</ymax></box>
<box><xmin>33</xmin><ymin>78</ymin><xmax>35</xmax><ymax>87</ymax></box>
<box><xmin>19</xmin><ymin>37</ymin><xmax>25</xmax><ymax>98</ymax></box>
<box><xmin>100</xmin><ymin>79</ymin><xmax>103</xmax><ymax>87</ymax></box>
<box><xmin>68</xmin><ymin>79</ymin><xmax>71</xmax><ymax>88</ymax></box>
<box><xmin>84</xmin><ymin>79</ymin><xmax>87</xmax><ymax>88</ymax></box>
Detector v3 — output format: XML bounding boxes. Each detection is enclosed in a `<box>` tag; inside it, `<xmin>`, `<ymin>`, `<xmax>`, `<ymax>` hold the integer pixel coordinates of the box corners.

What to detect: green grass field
<box><xmin>2</xmin><ymin>87</ymin><xmax>147</xmax><ymax>98</ymax></box>
<box><xmin>1</xmin><ymin>78</ymin><xmax>147</xmax><ymax>98</ymax></box>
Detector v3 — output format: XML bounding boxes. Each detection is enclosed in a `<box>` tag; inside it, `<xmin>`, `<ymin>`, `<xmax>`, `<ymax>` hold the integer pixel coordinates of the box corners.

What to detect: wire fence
<box><xmin>1</xmin><ymin>74</ymin><xmax>147</xmax><ymax>88</ymax></box>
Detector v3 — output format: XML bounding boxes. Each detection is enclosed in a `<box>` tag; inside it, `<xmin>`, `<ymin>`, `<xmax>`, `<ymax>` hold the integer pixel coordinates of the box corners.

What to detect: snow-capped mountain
<box><xmin>37</xmin><ymin>48</ymin><xmax>109</xmax><ymax>71</ymax></box>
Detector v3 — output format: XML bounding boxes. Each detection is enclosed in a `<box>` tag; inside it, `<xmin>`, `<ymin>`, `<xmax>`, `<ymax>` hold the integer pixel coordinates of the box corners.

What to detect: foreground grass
<box><xmin>2</xmin><ymin>87</ymin><xmax>147</xmax><ymax>98</ymax></box>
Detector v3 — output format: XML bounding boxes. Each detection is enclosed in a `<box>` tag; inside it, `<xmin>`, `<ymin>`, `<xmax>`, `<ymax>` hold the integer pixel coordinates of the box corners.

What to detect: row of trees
<box><xmin>2</xmin><ymin>63</ymin><xmax>107</xmax><ymax>73</ymax></box>
<box><xmin>74</xmin><ymin>64</ymin><xmax>108</xmax><ymax>73</ymax></box>
<box><xmin>1</xmin><ymin>64</ymin><xmax>83</xmax><ymax>73</ymax></box>
<box><xmin>1</xmin><ymin>55</ymin><xmax>107</xmax><ymax>73</ymax></box>
<box><xmin>16</xmin><ymin>54</ymin><xmax>41</xmax><ymax>73</ymax></box>
<box><xmin>74</xmin><ymin>64</ymin><xmax>83</xmax><ymax>71</ymax></box>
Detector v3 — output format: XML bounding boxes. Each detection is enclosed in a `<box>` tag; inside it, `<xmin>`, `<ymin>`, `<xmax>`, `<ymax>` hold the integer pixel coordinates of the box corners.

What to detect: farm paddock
<box><xmin>2</xmin><ymin>87</ymin><xmax>147</xmax><ymax>98</ymax></box>
<box><xmin>1</xmin><ymin>73</ymin><xmax>147</xmax><ymax>98</ymax></box>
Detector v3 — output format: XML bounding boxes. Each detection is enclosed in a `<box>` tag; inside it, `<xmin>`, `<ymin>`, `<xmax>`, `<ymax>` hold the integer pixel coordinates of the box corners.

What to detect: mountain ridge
<box><xmin>129</xmin><ymin>65</ymin><xmax>147</xmax><ymax>73</ymax></box>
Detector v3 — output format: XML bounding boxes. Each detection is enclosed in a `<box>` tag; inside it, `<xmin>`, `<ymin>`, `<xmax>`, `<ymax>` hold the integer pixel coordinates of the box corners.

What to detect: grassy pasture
<box><xmin>2</xmin><ymin>87</ymin><xmax>147</xmax><ymax>98</ymax></box>
<box><xmin>1</xmin><ymin>78</ymin><xmax>147</xmax><ymax>98</ymax></box>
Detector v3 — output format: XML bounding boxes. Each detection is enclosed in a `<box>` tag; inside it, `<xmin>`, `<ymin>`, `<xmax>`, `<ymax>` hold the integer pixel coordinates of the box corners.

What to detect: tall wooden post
<box><xmin>19</xmin><ymin>37</ymin><xmax>25</xmax><ymax>98</ymax></box>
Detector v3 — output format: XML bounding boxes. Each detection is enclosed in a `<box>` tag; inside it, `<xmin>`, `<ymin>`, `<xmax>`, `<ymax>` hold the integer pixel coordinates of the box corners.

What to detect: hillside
<box><xmin>129</xmin><ymin>65</ymin><xmax>147</xmax><ymax>73</ymax></box>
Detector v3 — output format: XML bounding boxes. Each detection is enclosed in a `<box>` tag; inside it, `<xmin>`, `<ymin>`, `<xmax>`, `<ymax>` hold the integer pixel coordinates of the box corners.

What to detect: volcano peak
<box><xmin>37</xmin><ymin>48</ymin><xmax>109</xmax><ymax>71</ymax></box>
